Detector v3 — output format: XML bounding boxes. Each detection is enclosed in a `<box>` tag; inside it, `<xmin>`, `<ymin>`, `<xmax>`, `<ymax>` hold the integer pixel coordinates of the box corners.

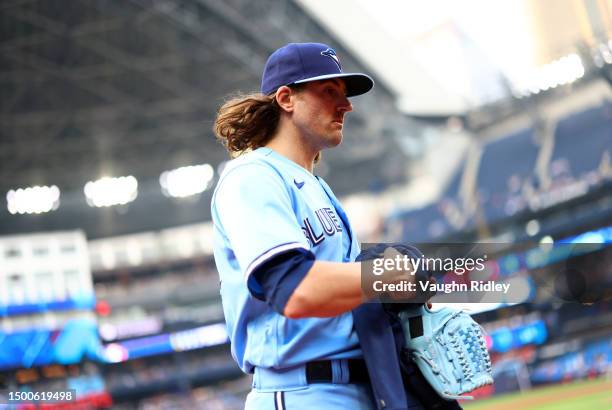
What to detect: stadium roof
<box><xmin>0</xmin><ymin>0</ymin><xmax>412</xmax><ymax>237</ymax></box>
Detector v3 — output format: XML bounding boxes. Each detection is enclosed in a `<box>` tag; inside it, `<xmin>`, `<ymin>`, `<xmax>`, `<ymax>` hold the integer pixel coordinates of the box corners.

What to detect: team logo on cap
<box><xmin>321</xmin><ymin>48</ymin><xmax>341</xmax><ymax>70</ymax></box>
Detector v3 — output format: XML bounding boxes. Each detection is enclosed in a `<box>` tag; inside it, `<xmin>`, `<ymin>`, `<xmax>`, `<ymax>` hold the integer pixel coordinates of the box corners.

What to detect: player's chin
<box><xmin>327</xmin><ymin>132</ymin><xmax>343</xmax><ymax>147</ymax></box>
<box><xmin>326</xmin><ymin>127</ymin><xmax>344</xmax><ymax>146</ymax></box>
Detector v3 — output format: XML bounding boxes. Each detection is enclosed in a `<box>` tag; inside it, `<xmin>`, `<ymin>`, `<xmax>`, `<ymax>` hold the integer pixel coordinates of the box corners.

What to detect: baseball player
<box><xmin>211</xmin><ymin>43</ymin><xmax>428</xmax><ymax>409</ymax></box>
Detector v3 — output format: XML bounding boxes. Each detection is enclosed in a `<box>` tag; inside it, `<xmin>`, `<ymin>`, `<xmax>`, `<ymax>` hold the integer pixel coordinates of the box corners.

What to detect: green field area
<box><xmin>463</xmin><ymin>377</ymin><xmax>612</xmax><ymax>410</ymax></box>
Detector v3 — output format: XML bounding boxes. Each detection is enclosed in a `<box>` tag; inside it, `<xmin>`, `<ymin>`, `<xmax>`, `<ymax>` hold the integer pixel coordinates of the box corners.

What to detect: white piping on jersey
<box><xmin>274</xmin><ymin>391</ymin><xmax>285</xmax><ymax>410</ymax></box>
<box><xmin>244</xmin><ymin>241</ymin><xmax>309</xmax><ymax>280</ymax></box>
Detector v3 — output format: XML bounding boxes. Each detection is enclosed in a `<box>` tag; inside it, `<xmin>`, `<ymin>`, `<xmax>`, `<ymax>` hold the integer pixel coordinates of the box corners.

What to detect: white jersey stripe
<box><xmin>274</xmin><ymin>391</ymin><xmax>285</xmax><ymax>410</ymax></box>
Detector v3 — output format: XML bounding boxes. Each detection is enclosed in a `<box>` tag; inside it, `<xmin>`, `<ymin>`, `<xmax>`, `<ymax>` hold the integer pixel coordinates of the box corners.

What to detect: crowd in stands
<box><xmin>387</xmin><ymin>101</ymin><xmax>612</xmax><ymax>242</ymax></box>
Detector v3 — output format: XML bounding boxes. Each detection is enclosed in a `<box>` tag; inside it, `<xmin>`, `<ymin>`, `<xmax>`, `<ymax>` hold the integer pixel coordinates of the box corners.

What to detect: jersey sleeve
<box><xmin>252</xmin><ymin>248</ymin><xmax>315</xmax><ymax>308</ymax></box>
<box><xmin>213</xmin><ymin>162</ymin><xmax>310</xmax><ymax>284</ymax></box>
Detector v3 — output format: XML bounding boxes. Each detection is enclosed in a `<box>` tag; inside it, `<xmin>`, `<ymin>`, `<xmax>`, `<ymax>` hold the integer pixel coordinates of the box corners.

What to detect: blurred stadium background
<box><xmin>0</xmin><ymin>0</ymin><xmax>611</xmax><ymax>409</ymax></box>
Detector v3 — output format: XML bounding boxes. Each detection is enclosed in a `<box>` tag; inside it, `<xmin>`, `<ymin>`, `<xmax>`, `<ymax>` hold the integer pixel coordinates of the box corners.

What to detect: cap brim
<box><xmin>293</xmin><ymin>72</ymin><xmax>374</xmax><ymax>97</ymax></box>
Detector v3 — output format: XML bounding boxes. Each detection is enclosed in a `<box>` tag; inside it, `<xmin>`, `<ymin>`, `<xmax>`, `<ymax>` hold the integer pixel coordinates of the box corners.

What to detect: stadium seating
<box><xmin>476</xmin><ymin>128</ymin><xmax>539</xmax><ymax>223</ymax></box>
<box><xmin>387</xmin><ymin>101</ymin><xmax>611</xmax><ymax>242</ymax></box>
<box><xmin>550</xmin><ymin>102</ymin><xmax>611</xmax><ymax>184</ymax></box>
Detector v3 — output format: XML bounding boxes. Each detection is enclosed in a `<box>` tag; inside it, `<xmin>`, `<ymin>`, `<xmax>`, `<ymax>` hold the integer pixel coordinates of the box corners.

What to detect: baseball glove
<box><xmin>398</xmin><ymin>304</ymin><xmax>493</xmax><ymax>400</ymax></box>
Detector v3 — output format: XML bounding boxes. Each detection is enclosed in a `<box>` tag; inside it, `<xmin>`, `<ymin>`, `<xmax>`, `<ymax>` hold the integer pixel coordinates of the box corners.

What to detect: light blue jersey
<box><xmin>211</xmin><ymin>147</ymin><xmax>362</xmax><ymax>373</ymax></box>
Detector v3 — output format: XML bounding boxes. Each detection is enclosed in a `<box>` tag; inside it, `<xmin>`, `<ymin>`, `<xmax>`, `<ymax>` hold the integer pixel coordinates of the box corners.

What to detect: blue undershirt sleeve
<box><xmin>249</xmin><ymin>248</ymin><xmax>316</xmax><ymax>314</ymax></box>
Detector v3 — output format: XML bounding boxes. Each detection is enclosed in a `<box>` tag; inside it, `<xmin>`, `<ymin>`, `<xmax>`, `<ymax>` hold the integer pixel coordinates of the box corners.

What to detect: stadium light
<box><xmin>159</xmin><ymin>163</ymin><xmax>214</xmax><ymax>198</ymax></box>
<box><xmin>84</xmin><ymin>176</ymin><xmax>138</xmax><ymax>207</ymax></box>
<box><xmin>6</xmin><ymin>185</ymin><xmax>60</xmax><ymax>215</ymax></box>
<box><xmin>539</xmin><ymin>235</ymin><xmax>554</xmax><ymax>244</ymax></box>
<box><xmin>594</xmin><ymin>42</ymin><xmax>612</xmax><ymax>67</ymax></box>
<box><xmin>104</xmin><ymin>343</ymin><xmax>129</xmax><ymax>363</ymax></box>
<box><xmin>599</xmin><ymin>44</ymin><xmax>612</xmax><ymax>64</ymax></box>
<box><xmin>516</xmin><ymin>53</ymin><xmax>585</xmax><ymax>96</ymax></box>
<box><xmin>525</xmin><ymin>219</ymin><xmax>540</xmax><ymax>237</ymax></box>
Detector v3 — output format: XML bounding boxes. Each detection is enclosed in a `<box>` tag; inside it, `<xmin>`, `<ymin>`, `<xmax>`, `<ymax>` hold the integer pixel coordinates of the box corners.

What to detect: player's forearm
<box><xmin>283</xmin><ymin>261</ymin><xmax>366</xmax><ymax>318</ymax></box>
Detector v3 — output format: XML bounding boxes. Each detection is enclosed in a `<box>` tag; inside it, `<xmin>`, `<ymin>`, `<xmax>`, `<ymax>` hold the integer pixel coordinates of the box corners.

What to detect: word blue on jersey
<box><xmin>211</xmin><ymin>147</ymin><xmax>363</xmax><ymax>373</ymax></box>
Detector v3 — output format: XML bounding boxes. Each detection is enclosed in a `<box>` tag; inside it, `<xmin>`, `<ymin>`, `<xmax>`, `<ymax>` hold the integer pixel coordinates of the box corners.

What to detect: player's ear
<box><xmin>275</xmin><ymin>85</ymin><xmax>295</xmax><ymax>113</ymax></box>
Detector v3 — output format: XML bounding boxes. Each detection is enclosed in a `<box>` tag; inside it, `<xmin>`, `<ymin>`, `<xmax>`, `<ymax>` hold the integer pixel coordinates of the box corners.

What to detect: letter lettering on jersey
<box><xmin>316</xmin><ymin>209</ymin><xmax>336</xmax><ymax>236</ymax></box>
<box><xmin>302</xmin><ymin>217</ymin><xmax>324</xmax><ymax>246</ymax></box>
<box><xmin>325</xmin><ymin>207</ymin><xmax>343</xmax><ymax>232</ymax></box>
<box><xmin>301</xmin><ymin>226</ymin><xmax>310</xmax><ymax>243</ymax></box>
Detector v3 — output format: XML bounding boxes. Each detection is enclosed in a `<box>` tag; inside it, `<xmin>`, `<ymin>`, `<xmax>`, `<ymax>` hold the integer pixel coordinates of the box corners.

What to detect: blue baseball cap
<box><xmin>261</xmin><ymin>42</ymin><xmax>374</xmax><ymax>97</ymax></box>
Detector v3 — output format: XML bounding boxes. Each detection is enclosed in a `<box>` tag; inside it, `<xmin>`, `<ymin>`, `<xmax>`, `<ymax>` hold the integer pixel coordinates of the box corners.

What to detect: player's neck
<box><xmin>267</xmin><ymin>127</ymin><xmax>318</xmax><ymax>173</ymax></box>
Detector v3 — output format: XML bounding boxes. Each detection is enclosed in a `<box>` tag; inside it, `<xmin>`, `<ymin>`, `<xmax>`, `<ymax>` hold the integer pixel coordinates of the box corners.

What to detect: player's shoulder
<box><xmin>213</xmin><ymin>149</ymin><xmax>288</xmax><ymax>197</ymax></box>
<box><xmin>218</xmin><ymin>149</ymin><xmax>284</xmax><ymax>183</ymax></box>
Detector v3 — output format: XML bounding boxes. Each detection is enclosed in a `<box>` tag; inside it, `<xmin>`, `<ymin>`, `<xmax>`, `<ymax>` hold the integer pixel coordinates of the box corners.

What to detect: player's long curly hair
<box><xmin>214</xmin><ymin>85</ymin><xmax>320</xmax><ymax>162</ymax></box>
<box><xmin>213</xmin><ymin>92</ymin><xmax>280</xmax><ymax>157</ymax></box>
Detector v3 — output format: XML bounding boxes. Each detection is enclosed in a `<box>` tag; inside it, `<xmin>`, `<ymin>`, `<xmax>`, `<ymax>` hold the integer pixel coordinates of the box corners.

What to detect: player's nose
<box><xmin>337</xmin><ymin>96</ymin><xmax>352</xmax><ymax>113</ymax></box>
